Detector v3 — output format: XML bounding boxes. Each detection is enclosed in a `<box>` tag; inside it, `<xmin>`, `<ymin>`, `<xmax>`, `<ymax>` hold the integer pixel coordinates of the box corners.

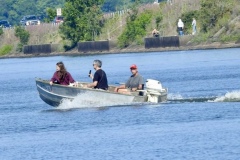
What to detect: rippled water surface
<box><xmin>1</xmin><ymin>48</ymin><xmax>240</xmax><ymax>160</ymax></box>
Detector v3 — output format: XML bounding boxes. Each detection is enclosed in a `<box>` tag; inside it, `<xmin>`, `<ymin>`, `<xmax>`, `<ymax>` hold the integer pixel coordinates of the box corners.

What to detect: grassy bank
<box><xmin>0</xmin><ymin>0</ymin><xmax>240</xmax><ymax>57</ymax></box>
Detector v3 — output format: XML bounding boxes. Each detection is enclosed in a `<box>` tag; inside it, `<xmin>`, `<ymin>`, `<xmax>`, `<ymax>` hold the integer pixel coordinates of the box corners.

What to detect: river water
<box><xmin>0</xmin><ymin>48</ymin><xmax>240</xmax><ymax>159</ymax></box>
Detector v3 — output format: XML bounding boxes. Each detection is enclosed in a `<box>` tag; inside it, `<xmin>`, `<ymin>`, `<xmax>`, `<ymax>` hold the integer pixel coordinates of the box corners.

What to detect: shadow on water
<box><xmin>41</xmin><ymin>106</ymin><xmax>111</xmax><ymax>113</ymax></box>
<box><xmin>41</xmin><ymin>103</ymin><xmax>149</xmax><ymax>112</ymax></box>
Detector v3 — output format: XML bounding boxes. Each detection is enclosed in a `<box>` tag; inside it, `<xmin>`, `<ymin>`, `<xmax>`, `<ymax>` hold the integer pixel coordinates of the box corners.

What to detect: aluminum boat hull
<box><xmin>36</xmin><ymin>78</ymin><xmax>167</xmax><ymax>107</ymax></box>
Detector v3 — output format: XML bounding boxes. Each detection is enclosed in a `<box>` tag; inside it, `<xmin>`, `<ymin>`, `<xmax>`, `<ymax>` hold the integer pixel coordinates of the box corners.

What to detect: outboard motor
<box><xmin>145</xmin><ymin>79</ymin><xmax>167</xmax><ymax>103</ymax></box>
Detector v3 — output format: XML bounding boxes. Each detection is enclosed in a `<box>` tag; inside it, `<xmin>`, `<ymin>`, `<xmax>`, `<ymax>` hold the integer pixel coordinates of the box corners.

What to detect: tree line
<box><xmin>0</xmin><ymin>0</ymin><xmax>156</xmax><ymax>25</ymax></box>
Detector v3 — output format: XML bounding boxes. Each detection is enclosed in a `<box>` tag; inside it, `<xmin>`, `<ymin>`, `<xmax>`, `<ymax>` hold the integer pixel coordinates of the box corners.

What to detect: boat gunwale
<box><xmin>35</xmin><ymin>78</ymin><xmax>147</xmax><ymax>98</ymax></box>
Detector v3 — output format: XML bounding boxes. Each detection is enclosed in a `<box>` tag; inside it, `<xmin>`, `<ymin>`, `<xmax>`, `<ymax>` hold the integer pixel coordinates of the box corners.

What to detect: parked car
<box><xmin>53</xmin><ymin>16</ymin><xmax>64</xmax><ymax>24</ymax></box>
<box><xmin>0</xmin><ymin>20</ymin><xmax>11</xmax><ymax>28</ymax></box>
<box><xmin>20</xmin><ymin>15</ymin><xmax>40</xmax><ymax>26</ymax></box>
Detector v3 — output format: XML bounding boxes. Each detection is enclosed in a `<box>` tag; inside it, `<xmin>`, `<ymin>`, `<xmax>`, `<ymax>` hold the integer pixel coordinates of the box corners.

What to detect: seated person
<box><xmin>114</xmin><ymin>64</ymin><xmax>144</xmax><ymax>94</ymax></box>
<box><xmin>50</xmin><ymin>61</ymin><xmax>75</xmax><ymax>85</ymax></box>
<box><xmin>87</xmin><ymin>60</ymin><xmax>108</xmax><ymax>90</ymax></box>
<box><xmin>152</xmin><ymin>28</ymin><xmax>159</xmax><ymax>37</ymax></box>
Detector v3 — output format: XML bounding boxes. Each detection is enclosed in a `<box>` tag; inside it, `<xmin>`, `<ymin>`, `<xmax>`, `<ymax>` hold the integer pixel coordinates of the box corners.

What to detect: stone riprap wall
<box><xmin>77</xmin><ymin>41</ymin><xmax>110</xmax><ymax>53</ymax></box>
<box><xmin>145</xmin><ymin>36</ymin><xmax>180</xmax><ymax>49</ymax></box>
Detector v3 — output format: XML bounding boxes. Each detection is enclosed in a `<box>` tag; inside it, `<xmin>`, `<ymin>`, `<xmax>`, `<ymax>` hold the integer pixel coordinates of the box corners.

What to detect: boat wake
<box><xmin>212</xmin><ymin>90</ymin><xmax>240</xmax><ymax>102</ymax></box>
<box><xmin>168</xmin><ymin>91</ymin><xmax>240</xmax><ymax>103</ymax></box>
<box><xmin>168</xmin><ymin>93</ymin><xmax>216</xmax><ymax>103</ymax></box>
<box><xmin>56</xmin><ymin>92</ymin><xmax>133</xmax><ymax>110</ymax></box>
<box><xmin>55</xmin><ymin>90</ymin><xmax>240</xmax><ymax>110</ymax></box>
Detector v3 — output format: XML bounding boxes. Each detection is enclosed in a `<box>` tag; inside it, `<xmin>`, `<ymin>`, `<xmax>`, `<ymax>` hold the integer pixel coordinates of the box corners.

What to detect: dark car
<box><xmin>20</xmin><ymin>15</ymin><xmax>41</xmax><ymax>26</ymax></box>
<box><xmin>53</xmin><ymin>16</ymin><xmax>64</xmax><ymax>24</ymax></box>
<box><xmin>0</xmin><ymin>20</ymin><xmax>11</xmax><ymax>28</ymax></box>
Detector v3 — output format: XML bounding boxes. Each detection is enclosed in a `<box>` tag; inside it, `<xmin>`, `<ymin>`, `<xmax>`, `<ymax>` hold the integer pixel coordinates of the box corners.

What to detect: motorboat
<box><xmin>35</xmin><ymin>78</ymin><xmax>168</xmax><ymax>107</ymax></box>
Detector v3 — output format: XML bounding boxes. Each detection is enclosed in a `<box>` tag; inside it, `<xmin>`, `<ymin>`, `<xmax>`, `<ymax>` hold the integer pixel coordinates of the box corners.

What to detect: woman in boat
<box><xmin>50</xmin><ymin>61</ymin><xmax>75</xmax><ymax>85</ymax></box>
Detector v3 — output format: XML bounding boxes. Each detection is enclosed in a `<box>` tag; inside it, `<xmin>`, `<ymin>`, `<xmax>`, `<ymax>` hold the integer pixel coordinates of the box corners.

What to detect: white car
<box><xmin>20</xmin><ymin>15</ymin><xmax>40</xmax><ymax>26</ymax></box>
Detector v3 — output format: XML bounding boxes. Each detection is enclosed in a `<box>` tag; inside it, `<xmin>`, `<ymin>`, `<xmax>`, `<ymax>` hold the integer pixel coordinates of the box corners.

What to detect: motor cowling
<box><xmin>146</xmin><ymin>79</ymin><xmax>163</xmax><ymax>91</ymax></box>
<box><xmin>145</xmin><ymin>79</ymin><xmax>165</xmax><ymax>103</ymax></box>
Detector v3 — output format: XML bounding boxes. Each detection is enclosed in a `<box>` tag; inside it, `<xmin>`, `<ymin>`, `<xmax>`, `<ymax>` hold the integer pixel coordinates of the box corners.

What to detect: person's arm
<box><xmin>114</xmin><ymin>84</ymin><xmax>126</xmax><ymax>92</ymax></box>
<box><xmin>89</xmin><ymin>73</ymin><xmax>93</xmax><ymax>80</ymax></box>
<box><xmin>87</xmin><ymin>72</ymin><xmax>98</xmax><ymax>88</ymax></box>
<box><xmin>114</xmin><ymin>77</ymin><xmax>130</xmax><ymax>92</ymax></box>
<box><xmin>50</xmin><ymin>72</ymin><xmax>57</xmax><ymax>85</ymax></box>
<box><xmin>88</xmin><ymin>81</ymin><xmax>98</xmax><ymax>88</ymax></box>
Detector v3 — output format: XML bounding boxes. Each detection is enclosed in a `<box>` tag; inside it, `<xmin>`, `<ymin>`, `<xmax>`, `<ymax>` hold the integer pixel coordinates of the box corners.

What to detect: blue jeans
<box><xmin>179</xmin><ymin>31</ymin><xmax>183</xmax><ymax>36</ymax></box>
<box><xmin>192</xmin><ymin>25</ymin><xmax>196</xmax><ymax>35</ymax></box>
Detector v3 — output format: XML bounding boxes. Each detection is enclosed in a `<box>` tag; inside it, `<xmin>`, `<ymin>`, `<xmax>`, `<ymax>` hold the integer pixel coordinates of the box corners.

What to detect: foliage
<box><xmin>198</xmin><ymin>0</ymin><xmax>234</xmax><ymax>33</ymax></box>
<box><xmin>0</xmin><ymin>0</ymin><xmax>65</xmax><ymax>25</ymax></box>
<box><xmin>45</xmin><ymin>8</ymin><xmax>57</xmax><ymax>23</ymax></box>
<box><xmin>59</xmin><ymin>0</ymin><xmax>104</xmax><ymax>49</ymax></box>
<box><xmin>180</xmin><ymin>10</ymin><xmax>199</xmax><ymax>35</ymax></box>
<box><xmin>15</xmin><ymin>26</ymin><xmax>30</xmax><ymax>44</ymax></box>
<box><xmin>220</xmin><ymin>33</ymin><xmax>240</xmax><ymax>43</ymax></box>
<box><xmin>15</xmin><ymin>26</ymin><xmax>30</xmax><ymax>51</ymax></box>
<box><xmin>0</xmin><ymin>27</ymin><xmax>3</xmax><ymax>36</ymax></box>
<box><xmin>192</xmin><ymin>33</ymin><xmax>210</xmax><ymax>44</ymax></box>
<box><xmin>0</xmin><ymin>45</ymin><xmax>13</xmax><ymax>56</ymax></box>
<box><xmin>118</xmin><ymin>8</ymin><xmax>152</xmax><ymax>48</ymax></box>
<box><xmin>102</xmin><ymin>0</ymin><xmax>157</xmax><ymax>12</ymax></box>
<box><xmin>155</xmin><ymin>15</ymin><xmax>163</xmax><ymax>29</ymax></box>
<box><xmin>0</xmin><ymin>0</ymin><xmax>157</xmax><ymax>25</ymax></box>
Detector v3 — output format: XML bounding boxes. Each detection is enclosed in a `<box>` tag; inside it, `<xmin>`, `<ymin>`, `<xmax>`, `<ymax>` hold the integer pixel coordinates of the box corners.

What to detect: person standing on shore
<box><xmin>192</xmin><ymin>18</ymin><xmax>197</xmax><ymax>35</ymax></box>
<box><xmin>87</xmin><ymin>60</ymin><xmax>108</xmax><ymax>90</ymax></box>
<box><xmin>177</xmin><ymin>19</ymin><xmax>184</xmax><ymax>36</ymax></box>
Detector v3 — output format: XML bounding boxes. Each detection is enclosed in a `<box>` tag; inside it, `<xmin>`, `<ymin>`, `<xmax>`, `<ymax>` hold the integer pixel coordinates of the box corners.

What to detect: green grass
<box><xmin>220</xmin><ymin>34</ymin><xmax>240</xmax><ymax>43</ymax></box>
<box><xmin>0</xmin><ymin>45</ymin><xmax>13</xmax><ymax>56</ymax></box>
<box><xmin>191</xmin><ymin>33</ymin><xmax>210</xmax><ymax>44</ymax></box>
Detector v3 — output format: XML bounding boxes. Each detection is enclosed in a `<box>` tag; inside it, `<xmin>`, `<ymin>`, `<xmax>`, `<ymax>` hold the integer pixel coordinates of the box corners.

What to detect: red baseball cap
<box><xmin>130</xmin><ymin>64</ymin><xmax>137</xmax><ymax>69</ymax></box>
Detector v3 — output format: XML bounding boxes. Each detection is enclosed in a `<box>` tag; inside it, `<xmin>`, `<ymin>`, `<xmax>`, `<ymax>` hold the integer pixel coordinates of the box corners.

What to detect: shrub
<box><xmin>15</xmin><ymin>26</ymin><xmax>30</xmax><ymax>45</ymax></box>
<box><xmin>155</xmin><ymin>15</ymin><xmax>163</xmax><ymax>29</ymax></box>
<box><xmin>15</xmin><ymin>26</ymin><xmax>30</xmax><ymax>52</ymax></box>
<box><xmin>192</xmin><ymin>33</ymin><xmax>210</xmax><ymax>44</ymax></box>
<box><xmin>180</xmin><ymin>10</ymin><xmax>199</xmax><ymax>35</ymax></box>
<box><xmin>0</xmin><ymin>45</ymin><xmax>13</xmax><ymax>56</ymax></box>
<box><xmin>220</xmin><ymin>33</ymin><xmax>240</xmax><ymax>43</ymax></box>
<box><xmin>118</xmin><ymin>10</ymin><xmax>152</xmax><ymax>48</ymax></box>
<box><xmin>0</xmin><ymin>27</ymin><xmax>3</xmax><ymax>36</ymax></box>
<box><xmin>198</xmin><ymin>0</ymin><xmax>234</xmax><ymax>33</ymax></box>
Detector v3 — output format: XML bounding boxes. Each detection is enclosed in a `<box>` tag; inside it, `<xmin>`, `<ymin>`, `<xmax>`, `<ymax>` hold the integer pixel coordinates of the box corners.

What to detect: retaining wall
<box><xmin>145</xmin><ymin>36</ymin><xmax>180</xmax><ymax>49</ymax></box>
<box><xmin>23</xmin><ymin>44</ymin><xmax>58</xmax><ymax>54</ymax></box>
<box><xmin>78</xmin><ymin>41</ymin><xmax>110</xmax><ymax>53</ymax></box>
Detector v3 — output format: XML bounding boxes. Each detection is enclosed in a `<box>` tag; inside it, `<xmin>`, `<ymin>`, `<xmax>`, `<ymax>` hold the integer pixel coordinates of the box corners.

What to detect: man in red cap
<box><xmin>114</xmin><ymin>64</ymin><xmax>144</xmax><ymax>94</ymax></box>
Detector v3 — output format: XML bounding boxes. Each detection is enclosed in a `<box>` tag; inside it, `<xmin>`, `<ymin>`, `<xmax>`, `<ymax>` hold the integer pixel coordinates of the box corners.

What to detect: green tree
<box><xmin>15</xmin><ymin>26</ymin><xmax>30</xmax><ymax>51</ymax></box>
<box><xmin>118</xmin><ymin>8</ymin><xmax>152</xmax><ymax>48</ymax></box>
<box><xmin>45</xmin><ymin>8</ymin><xmax>57</xmax><ymax>23</ymax></box>
<box><xmin>199</xmin><ymin>0</ymin><xmax>234</xmax><ymax>33</ymax></box>
<box><xmin>180</xmin><ymin>10</ymin><xmax>199</xmax><ymax>35</ymax></box>
<box><xmin>0</xmin><ymin>0</ymin><xmax>65</xmax><ymax>25</ymax></box>
<box><xmin>59</xmin><ymin>0</ymin><xmax>104</xmax><ymax>49</ymax></box>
